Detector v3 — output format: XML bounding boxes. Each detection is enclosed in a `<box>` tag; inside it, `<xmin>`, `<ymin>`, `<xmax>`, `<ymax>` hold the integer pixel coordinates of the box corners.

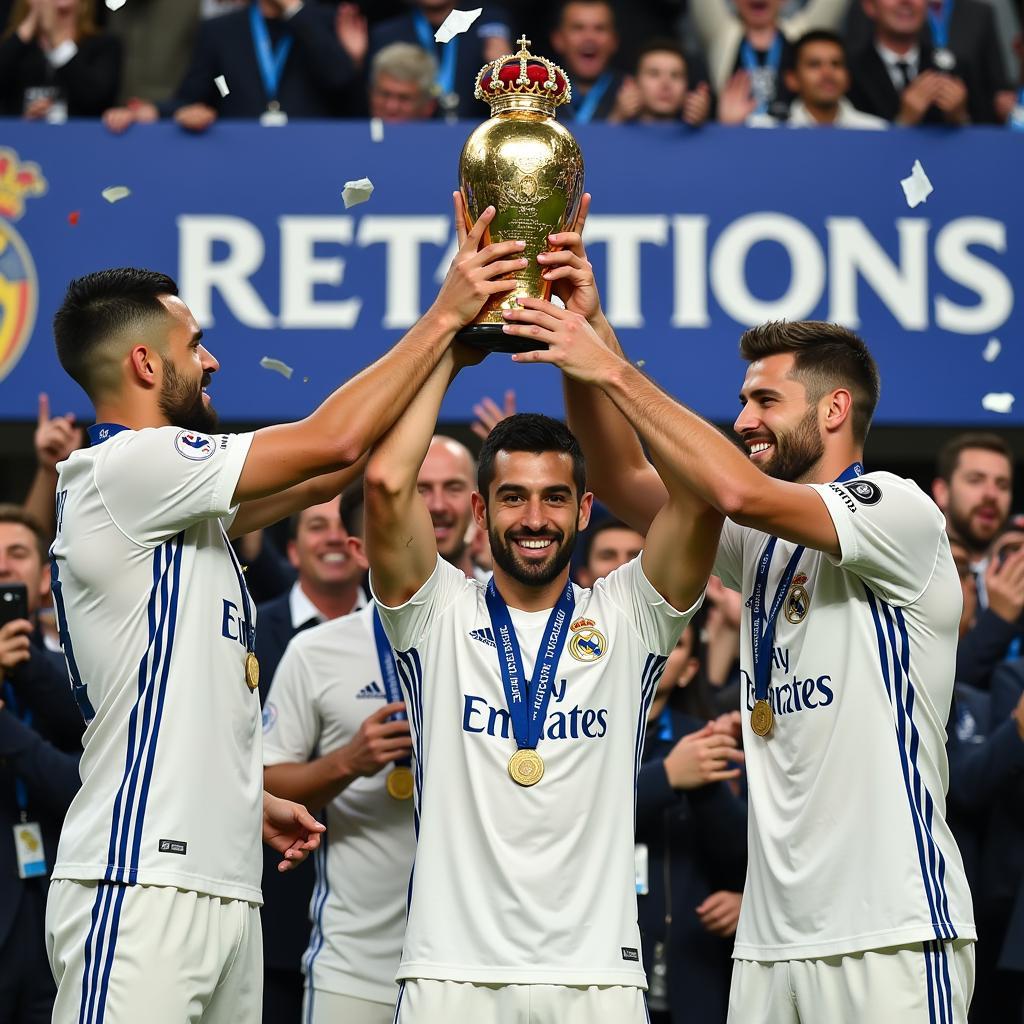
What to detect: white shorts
<box><xmin>46</xmin><ymin>879</ymin><xmax>262</xmax><ymax>1024</ymax></box>
<box><xmin>728</xmin><ymin>940</ymin><xmax>975</xmax><ymax>1024</ymax></box>
<box><xmin>393</xmin><ymin>980</ymin><xmax>648</xmax><ymax>1024</ymax></box>
<box><xmin>304</xmin><ymin>988</ymin><xmax>395</xmax><ymax>1024</ymax></box>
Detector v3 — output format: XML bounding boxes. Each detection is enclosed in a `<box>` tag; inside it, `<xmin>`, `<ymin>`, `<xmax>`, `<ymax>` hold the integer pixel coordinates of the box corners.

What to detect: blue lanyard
<box><xmin>372</xmin><ymin>606</ymin><xmax>410</xmax><ymax>767</ymax></box>
<box><xmin>740</xmin><ymin>34</ymin><xmax>783</xmax><ymax>113</ymax></box>
<box><xmin>749</xmin><ymin>463</ymin><xmax>864</xmax><ymax>706</ymax></box>
<box><xmin>927</xmin><ymin>0</ymin><xmax>953</xmax><ymax>49</ymax></box>
<box><xmin>87</xmin><ymin>423</ymin><xmax>129</xmax><ymax>445</ymax></box>
<box><xmin>656</xmin><ymin>706</ymin><xmax>674</xmax><ymax>743</ymax></box>
<box><xmin>250</xmin><ymin>3</ymin><xmax>293</xmax><ymax>104</ymax></box>
<box><xmin>413</xmin><ymin>10</ymin><xmax>458</xmax><ymax>98</ymax></box>
<box><xmin>222</xmin><ymin>527</ymin><xmax>255</xmax><ymax>655</ymax></box>
<box><xmin>484</xmin><ymin>579</ymin><xmax>575</xmax><ymax>751</ymax></box>
<box><xmin>573</xmin><ymin>71</ymin><xmax>614</xmax><ymax>124</ymax></box>
<box><xmin>3</xmin><ymin>682</ymin><xmax>32</xmax><ymax>816</ymax></box>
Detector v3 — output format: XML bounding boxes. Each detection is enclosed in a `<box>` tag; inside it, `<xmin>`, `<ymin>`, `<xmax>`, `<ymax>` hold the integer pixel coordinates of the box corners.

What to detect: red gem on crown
<box><xmin>474</xmin><ymin>35</ymin><xmax>572</xmax><ymax>112</ymax></box>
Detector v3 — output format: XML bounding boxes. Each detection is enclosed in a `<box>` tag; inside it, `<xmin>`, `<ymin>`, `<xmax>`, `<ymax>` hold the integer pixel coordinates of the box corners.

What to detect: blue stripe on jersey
<box><xmin>49</xmin><ymin>555</ymin><xmax>95</xmax><ymax>722</ymax></box>
<box><xmin>78</xmin><ymin>881</ymin><xmax>127</xmax><ymax>1024</ymax></box>
<box><xmin>392</xmin><ymin>981</ymin><xmax>405</xmax><ymax>1024</ymax></box>
<box><xmin>924</xmin><ymin>941</ymin><xmax>938</xmax><ymax>1024</ymax></box>
<box><xmin>303</xmin><ymin>834</ymin><xmax>330</xmax><ymax>1020</ymax></box>
<box><xmin>633</xmin><ymin>654</ymin><xmax>666</xmax><ymax>822</ymax></box>
<box><xmin>864</xmin><ymin>587</ymin><xmax>952</xmax><ymax>941</ymax></box>
<box><xmin>93</xmin><ymin>884</ymin><xmax>127</xmax><ymax>1024</ymax></box>
<box><xmin>394</xmin><ymin>648</ymin><xmax>424</xmax><ymax>922</ymax></box>
<box><xmin>78</xmin><ymin>883</ymin><xmax>111</xmax><ymax>1024</ymax></box>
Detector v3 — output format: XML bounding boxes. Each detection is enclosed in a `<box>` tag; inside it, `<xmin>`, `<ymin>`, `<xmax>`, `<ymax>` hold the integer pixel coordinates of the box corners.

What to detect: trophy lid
<box><xmin>474</xmin><ymin>35</ymin><xmax>572</xmax><ymax>116</ymax></box>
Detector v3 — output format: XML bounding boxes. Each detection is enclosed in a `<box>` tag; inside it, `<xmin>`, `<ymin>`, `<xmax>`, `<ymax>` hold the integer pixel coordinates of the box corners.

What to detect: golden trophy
<box><xmin>457</xmin><ymin>36</ymin><xmax>585</xmax><ymax>352</ymax></box>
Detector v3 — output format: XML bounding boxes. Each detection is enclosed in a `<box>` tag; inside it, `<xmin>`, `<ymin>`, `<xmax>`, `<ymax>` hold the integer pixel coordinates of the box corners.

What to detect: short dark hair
<box><xmin>635</xmin><ymin>38</ymin><xmax>688</xmax><ymax>76</ymax></box>
<box><xmin>936</xmin><ymin>433</ymin><xmax>1013</xmax><ymax>483</ymax></box>
<box><xmin>791</xmin><ymin>29</ymin><xmax>846</xmax><ymax>66</ymax></box>
<box><xmin>477</xmin><ymin>413</ymin><xmax>586</xmax><ymax>500</ymax></box>
<box><xmin>0</xmin><ymin>504</ymin><xmax>48</xmax><ymax>564</ymax></box>
<box><xmin>579</xmin><ymin>516</ymin><xmax>642</xmax><ymax>569</ymax></box>
<box><xmin>738</xmin><ymin>321</ymin><xmax>881</xmax><ymax>443</ymax></box>
<box><xmin>340</xmin><ymin>481</ymin><xmax>365</xmax><ymax>539</ymax></box>
<box><xmin>53</xmin><ymin>268</ymin><xmax>179</xmax><ymax>399</ymax></box>
<box><xmin>557</xmin><ymin>0</ymin><xmax>615</xmax><ymax>27</ymax></box>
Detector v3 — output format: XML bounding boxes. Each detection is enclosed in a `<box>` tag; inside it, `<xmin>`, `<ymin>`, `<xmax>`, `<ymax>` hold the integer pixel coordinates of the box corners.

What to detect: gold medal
<box><xmin>751</xmin><ymin>699</ymin><xmax>773</xmax><ymax>737</ymax></box>
<box><xmin>244</xmin><ymin>652</ymin><xmax>260</xmax><ymax>693</ymax></box>
<box><xmin>386</xmin><ymin>766</ymin><xmax>414</xmax><ymax>801</ymax></box>
<box><xmin>508</xmin><ymin>749</ymin><xmax>545</xmax><ymax>787</ymax></box>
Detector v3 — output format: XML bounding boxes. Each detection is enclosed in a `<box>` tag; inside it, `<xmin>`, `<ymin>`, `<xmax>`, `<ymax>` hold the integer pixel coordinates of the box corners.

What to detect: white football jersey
<box><xmin>49</xmin><ymin>425</ymin><xmax>264</xmax><ymax>903</ymax></box>
<box><xmin>714</xmin><ymin>471</ymin><xmax>976</xmax><ymax>961</ymax></box>
<box><xmin>262</xmin><ymin>605</ymin><xmax>416</xmax><ymax>1004</ymax></box>
<box><xmin>373</xmin><ymin>555</ymin><xmax>698</xmax><ymax>987</ymax></box>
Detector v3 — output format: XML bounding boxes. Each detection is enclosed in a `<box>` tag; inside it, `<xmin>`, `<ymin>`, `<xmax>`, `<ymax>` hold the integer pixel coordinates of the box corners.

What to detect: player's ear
<box><xmin>823</xmin><ymin>388</ymin><xmax>852</xmax><ymax>435</ymax></box>
<box><xmin>578</xmin><ymin>491</ymin><xmax>594</xmax><ymax>532</ymax></box>
<box><xmin>346</xmin><ymin>535</ymin><xmax>369</xmax><ymax>571</ymax></box>
<box><xmin>129</xmin><ymin>343</ymin><xmax>159</xmax><ymax>388</ymax></box>
<box><xmin>471</xmin><ymin>491</ymin><xmax>488</xmax><ymax>531</ymax></box>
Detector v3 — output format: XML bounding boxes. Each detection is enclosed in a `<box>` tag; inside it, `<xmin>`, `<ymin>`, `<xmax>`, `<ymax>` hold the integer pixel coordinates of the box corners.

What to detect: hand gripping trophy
<box><xmin>457</xmin><ymin>36</ymin><xmax>586</xmax><ymax>352</ymax></box>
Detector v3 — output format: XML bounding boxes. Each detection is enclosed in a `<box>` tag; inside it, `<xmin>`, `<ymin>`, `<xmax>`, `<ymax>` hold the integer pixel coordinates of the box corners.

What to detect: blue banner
<box><xmin>0</xmin><ymin>121</ymin><xmax>1020</xmax><ymax>425</ymax></box>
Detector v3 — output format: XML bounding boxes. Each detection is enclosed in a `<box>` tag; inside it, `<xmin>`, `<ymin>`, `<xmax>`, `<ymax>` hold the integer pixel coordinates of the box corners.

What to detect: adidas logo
<box><xmin>356</xmin><ymin>681</ymin><xmax>386</xmax><ymax>700</ymax></box>
<box><xmin>468</xmin><ymin>628</ymin><xmax>496</xmax><ymax>649</ymax></box>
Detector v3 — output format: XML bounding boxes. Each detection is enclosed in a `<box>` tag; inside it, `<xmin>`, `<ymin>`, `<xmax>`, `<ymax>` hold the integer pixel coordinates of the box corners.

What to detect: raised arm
<box><xmin>504</xmin><ymin>301</ymin><xmax>840</xmax><ymax>557</ymax></box>
<box><xmin>232</xmin><ymin>199</ymin><xmax>524</xmax><ymax>511</ymax></box>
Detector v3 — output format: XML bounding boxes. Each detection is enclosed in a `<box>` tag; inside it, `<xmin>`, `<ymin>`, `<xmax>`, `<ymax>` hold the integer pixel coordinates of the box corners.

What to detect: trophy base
<box><xmin>455</xmin><ymin>323</ymin><xmax>547</xmax><ymax>354</ymax></box>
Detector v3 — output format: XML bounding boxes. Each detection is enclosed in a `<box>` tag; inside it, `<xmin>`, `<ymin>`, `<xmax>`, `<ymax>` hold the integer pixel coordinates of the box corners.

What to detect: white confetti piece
<box><xmin>341</xmin><ymin>177</ymin><xmax>374</xmax><ymax>209</ymax></box>
<box><xmin>302</xmin><ymin>376</ymin><xmax>310</xmax><ymax>384</ymax></box>
<box><xmin>101</xmin><ymin>185</ymin><xmax>131</xmax><ymax>204</ymax></box>
<box><xmin>370</xmin><ymin>117</ymin><xmax>384</xmax><ymax>142</ymax></box>
<box><xmin>214</xmin><ymin>75</ymin><xmax>230</xmax><ymax>98</ymax></box>
<box><xmin>434</xmin><ymin>8</ymin><xmax>482</xmax><ymax>43</ymax></box>
<box><xmin>982</xmin><ymin>338</ymin><xmax>1001</xmax><ymax>362</ymax></box>
<box><xmin>982</xmin><ymin>392</ymin><xmax>1015</xmax><ymax>414</ymax></box>
<box><xmin>635</xmin><ymin>359</ymin><xmax>646</xmax><ymax>368</ymax></box>
<box><xmin>900</xmin><ymin>159</ymin><xmax>933</xmax><ymax>209</ymax></box>
<box><xmin>105</xmin><ymin>0</ymin><xmax>127</xmax><ymax>9</ymax></box>
<box><xmin>260</xmin><ymin>356</ymin><xmax>294</xmax><ymax>380</ymax></box>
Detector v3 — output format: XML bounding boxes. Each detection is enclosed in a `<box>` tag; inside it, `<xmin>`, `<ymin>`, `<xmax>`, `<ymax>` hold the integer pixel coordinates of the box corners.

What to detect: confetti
<box><xmin>900</xmin><ymin>159</ymin><xmax>933</xmax><ymax>209</ymax></box>
<box><xmin>341</xmin><ymin>177</ymin><xmax>374</xmax><ymax>209</ymax></box>
<box><xmin>105</xmin><ymin>0</ymin><xmax>127</xmax><ymax>9</ymax></box>
<box><xmin>67</xmin><ymin>210</ymin><xmax>80</xmax><ymax>226</ymax></box>
<box><xmin>434</xmin><ymin>8</ymin><xmax>482</xmax><ymax>43</ymax></box>
<box><xmin>101</xmin><ymin>185</ymin><xmax>131</xmax><ymax>204</ymax></box>
<box><xmin>635</xmin><ymin>359</ymin><xmax>646</xmax><ymax>368</ymax></box>
<box><xmin>260</xmin><ymin>356</ymin><xmax>294</xmax><ymax>380</ymax></box>
<box><xmin>981</xmin><ymin>392</ymin><xmax>1015</xmax><ymax>414</ymax></box>
<box><xmin>302</xmin><ymin>377</ymin><xmax>310</xmax><ymax>384</ymax></box>
<box><xmin>214</xmin><ymin>75</ymin><xmax>230</xmax><ymax>98</ymax></box>
<box><xmin>982</xmin><ymin>338</ymin><xmax>1001</xmax><ymax>363</ymax></box>
<box><xmin>370</xmin><ymin>117</ymin><xmax>384</xmax><ymax>143</ymax></box>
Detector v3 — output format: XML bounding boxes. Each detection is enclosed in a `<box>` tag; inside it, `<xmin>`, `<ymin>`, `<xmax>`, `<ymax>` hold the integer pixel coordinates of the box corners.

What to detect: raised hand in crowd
<box><xmin>932</xmin><ymin>74</ymin><xmax>970</xmax><ymax>125</ymax></box>
<box><xmin>471</xmin><ymin>390</ymin><xmax>517</xmax><ymax>440</ymax></box>
<box><xmin>696</xmin><ymin>890</ymin><xmax>743</xmax><ymax>938</ymax></box>
<box><xmin>663</xmin><ymin>722</ymin><xmax>744</xmax><ymax>789</ymax></box>
<box><xmin>22</xmin><ymin>393</ymin><xmax>83</xmax><ymax>541</ymax></box>
<box><xmin>175</xmin><ymin>102</ymin><xmax>218</xmax><ymax>133</ymax></box>
<box><xmin>608</xmin><ymin>75</ymin><xmax>644</xmax><ymax>123</ymax></box>
<box><xmin>986</xmin><ymin>545</ymin><xmax>1024</xmax><ymax>625</ymax></box>
<box><xmin>103</xmin><ymin>99</ymin><xmax>159</xmax><ymax>134</ymax></box>
<box><xmin>0</xmin><ymin>618</ymin><xmax>33</xmax><ymax>677</ymax></box>
<box><xmin>17</xmin><ymin>0</ymin><xmax>69</xmax><ymax>49</ymax></box>
<box><xmin>335</xmin><ymin>2</ymin><xmax>369</xmax><ymax>69</ymax></box>
<box><xmin>683</xmin><ymin>81</ymin><xmax>712</xmax><ymax>126</ymax></box>
<box><xmin>718</xmin><ymin>70</ymin><xmax>757</xmax><ymax>125</ymax></box>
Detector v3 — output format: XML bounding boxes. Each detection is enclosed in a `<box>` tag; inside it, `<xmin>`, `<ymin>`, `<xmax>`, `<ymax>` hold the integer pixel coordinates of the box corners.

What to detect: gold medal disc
<box><xmin>508</xmin><ymin>749</ymin><xmax>545</xmax><ymax>787</ymax></box>
<box><xmin>751</xmin><ymin>699</ymin><xmax>773</xmax><ymax>737</ymax></box>
<box><xmin>386</xmin><ymin>766</ymin><xmax>414</xmax><ymax>800</ymax></box>
<box><xmin>244</xmin><ymin>652</ymin><xmax>260</xmax><ymax>693</ymax></box>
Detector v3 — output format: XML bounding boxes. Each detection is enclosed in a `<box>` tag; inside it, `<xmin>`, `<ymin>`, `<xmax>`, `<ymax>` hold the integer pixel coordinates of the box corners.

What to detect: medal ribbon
<box><xmin>740</xmin><ymin>33</ymin><xmax>783</xmax><ymax>114</ymax></box>
<box><xmin>927</xmin><ymin>0</ymin><xmax>953</xmax><ymax>50</ymax></box>
<box><xmin>372</xmin><ymin>606</ymin><xmax>410</xmax><ymax>769</ymax></box>
<box><xmin>87</xmin><ymin>423</ymin><xmax>130</xmax><ymax>445</ymax></box>
<box><xmin>749</xmin><ymin>463</ymin><xmax>864</xmax><ymax>708</ymax></box>
<box><xmin>221</xmin><ymin>526</ymin><xmax>256</xmax><ymax>657</ymax></box>
<box><xmin>573</xmin><ymin>70</ymin><xmax>614</xmax><ymax>124</ymax></box>
<box><xmin>484</xmin><ymin>578</ymin><xmax>575</xmax><ymax>751</ymax></box>
<box><xmin>413</xmin><ymin>10</ymin><xmax>459</xmax><ymax>101</ymax></box>
<box><xmin>250</xmin><ymin>3</ymin><xmax>293</xmax><ymax>105</ymax></box>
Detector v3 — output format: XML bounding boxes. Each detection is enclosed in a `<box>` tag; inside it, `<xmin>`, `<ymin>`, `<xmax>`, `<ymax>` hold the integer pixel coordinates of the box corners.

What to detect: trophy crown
<box><xmin>474</xmin><ymin>34</ymin><xmax>572</xmax><ymax>115</ymax></box>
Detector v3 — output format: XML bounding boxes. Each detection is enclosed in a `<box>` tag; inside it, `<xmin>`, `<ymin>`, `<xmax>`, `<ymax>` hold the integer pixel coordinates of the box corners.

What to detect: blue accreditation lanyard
<box><xmin>413</xmin><ymin>10</ymin><xmax>458</xmax><ymax>100</ymax></box>
<box><xmin>484</xmin><ymin>579</ymin><xmax>575</xmax><ymax>752</ymax></box>
<box><xmin>372</xmin><ymin>607</ymin><xmax>410</xmax><ymax>768</ymax></box>
<box><xmin>656</xmin><ymin>706</ymin><xmax>674</xmax><ymax>743</ymax></box>
<box><xmin>573</xmin><ymin>71</ymin><xmax>614</xmax><ymax>124</ymax></box>
<box><xmin>927</xmin><ymin>0</ymin><xmax>953</xmax><ymax>49</ymax></box>
<box><xmin>87</xmin><ymin>423</ymin><xmax>130</xmax><ymax>445</ymax></box>
<box><xmin>749</xmin><ymin>462</ymin><xmax>864</xmax><ymax>708</ymax></box>
<box><xmin>3</xmin><ymin>682</ymin><xmax>32</xmax><ymax>821</ymax></box>
<box><xmin>740</xmin><ymin>33</ymin><xmax>783</xmax><ymax>114</ymax></box>
<box><xmin>250</xmin><ymin>3</ymin><xmax>293</xmax><ymax>106</ymax></box>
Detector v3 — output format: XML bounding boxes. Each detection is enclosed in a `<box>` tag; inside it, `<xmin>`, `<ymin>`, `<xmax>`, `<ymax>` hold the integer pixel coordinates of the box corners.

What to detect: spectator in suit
<box><xmin>637</xmin><ymin>618</ymin><xmax>747</xmax><ymax>1024</ymax></box>
<box><xmin>102</xmin><ymin>0</ymin><xmax>366</xmax><ymax>134</ymax></box>
<box><xmin>0</xmin><ymin>506</ymin><xmax>84</xmax><ymax>1024</ymax></box>
<box><xmin>368</xmin><ymin>1</ymin><xmax>511</xmax><ymax>120</ymax></box>
<box><xmin>369</xmin><ymin>41</ymin><xmax>438</xmax><ymax>122</ymax></box>
<box><xmin>606</xmin><ymin>39</ymin><xmax>712</xmax><ymax>125</ymax></box>
<box><xmin>551</xmin><ymin>0</ymin><xmax>627</xmax><ymax>123</ymax></box>
<box><xmin>846</xmin><ymin>0</ymin><xmax>1010</xmax><ymax>123</ymax></box>
<box><xmin>0</xmin><ymin>0</ymin><xmax>120</xmax><ymax>120</ymax></box>
<box><xmin>255</xmin><ymin>491</ymin><xmax>367</xmax><ymax>1024</ymax></box>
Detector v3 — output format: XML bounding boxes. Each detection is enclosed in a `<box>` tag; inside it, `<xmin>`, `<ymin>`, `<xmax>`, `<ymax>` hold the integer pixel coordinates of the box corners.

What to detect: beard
<box><xmin>159</xmin><ymin>360</ymin><xmax>218</xmax><ymax>434</ymax></box>
<box><xmin>757</xmin><ymin>406</ymin><xmax>825</xmax><ymax>482</ymax></box>
<box><xmin>488</xmin><ymin>522</ymin><xmax>577</xmax><ymax>587</ymax></box>
<box><xmin>948</xmin><ymin>500</ymin><xmax>1005</xmax><ymax>553</ymax></box>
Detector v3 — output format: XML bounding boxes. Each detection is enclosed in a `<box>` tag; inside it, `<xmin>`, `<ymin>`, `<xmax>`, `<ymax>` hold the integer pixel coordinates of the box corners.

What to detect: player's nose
<box><xmin>199</xmin><ymin>345</ymin><xmax>220</xmax><ymax>375</ymax></box>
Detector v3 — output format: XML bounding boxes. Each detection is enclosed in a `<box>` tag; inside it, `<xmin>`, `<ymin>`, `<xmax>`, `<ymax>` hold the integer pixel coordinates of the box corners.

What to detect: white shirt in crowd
<box><xmin>714</xmin><ymin>470</ymin><xmax>976</xmax><ymax>961</ymax></box>
<box><xmin>787</xmin><ymin>98</ymin><xmax>889</xmax><ymax>128</ymax></box>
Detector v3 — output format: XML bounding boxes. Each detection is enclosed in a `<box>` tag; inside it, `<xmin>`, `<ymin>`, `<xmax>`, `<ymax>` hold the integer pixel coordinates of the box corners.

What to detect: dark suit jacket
<box><xmin>0</xmin><ymin>642</ymin><xmax>83</xmax><ymax>950</ymax></box>
<box><xmin>636</xmin><ymin>709</ymin><xmax>747</xmax><ymax>1024</ymax></box>
<box><xmin>163</xmin><ymin>4</ymin><xmax>360</xmax><ymax>118</ymax></box>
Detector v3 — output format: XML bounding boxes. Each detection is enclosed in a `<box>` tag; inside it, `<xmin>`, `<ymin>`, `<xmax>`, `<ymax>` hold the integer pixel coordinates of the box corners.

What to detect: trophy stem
<box><xmin>455</xmin><ymin>323</ymin><xmax>547</xmax><ymax>354</ymax></box>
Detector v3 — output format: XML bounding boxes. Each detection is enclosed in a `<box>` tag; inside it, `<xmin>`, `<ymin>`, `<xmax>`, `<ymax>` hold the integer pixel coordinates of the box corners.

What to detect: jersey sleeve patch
<box><xmin>844</xmin><ymin>479</ymin><xmax>882</xmax><ymax>505</ymax></box>
<box><xmin>174</xmin><ymin>430</ymin><xmax>216</xmax><ymax>461</ymax></box>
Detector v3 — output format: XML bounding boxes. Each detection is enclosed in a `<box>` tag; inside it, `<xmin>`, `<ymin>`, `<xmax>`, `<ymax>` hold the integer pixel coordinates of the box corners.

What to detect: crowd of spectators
<box><xmin>2</xmin><ymin>385</ymin><xmax>1023</xmax><ymax>1022</ymax></box>
<box><xmin>0</xmin><ymin>0</ymin><xmax>1021</xmax><ymax>130</ymax></box>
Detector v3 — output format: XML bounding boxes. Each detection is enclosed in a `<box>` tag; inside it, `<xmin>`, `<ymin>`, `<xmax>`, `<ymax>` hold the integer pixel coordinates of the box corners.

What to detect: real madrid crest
<box><xmin>784</xmin><ymin>573</ymin><xmax>810</xmax><ymax>624</ymax></box>
<box><xmin>569</xmin><ymin>617</ymin><xmax>607</xmax><ymax>662</ymax></box>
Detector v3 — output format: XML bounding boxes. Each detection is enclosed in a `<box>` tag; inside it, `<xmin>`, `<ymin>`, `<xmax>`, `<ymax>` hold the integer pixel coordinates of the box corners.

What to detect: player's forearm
<box><xmin>22</xmin><ymin>466</ymin><xmax>58</xmax><ymax>541</ymax></box>
<box><xmin>264</xmin><ymin>754</ymin><xmax>355</xmax><ymax>811</ymax></box>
